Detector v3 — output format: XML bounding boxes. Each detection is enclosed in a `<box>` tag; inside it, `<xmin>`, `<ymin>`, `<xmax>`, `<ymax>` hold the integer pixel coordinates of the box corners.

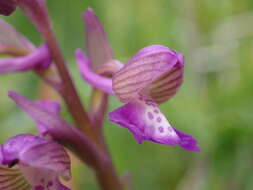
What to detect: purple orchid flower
<box><xmin>76</xmin><ymin>9</ymin><xmax>200</xmax><ymax>152</ymax></box>
<box><xmin>8</xmin><ymin>91</ymin><xmax>106</xmax><ymax>170</ymax></box>
<box><xmin>0</xmin><ymin>91</ymin><xmax>72</xmax><ymax>190</ymax></box>
<box><xmin>0</xmin><ymin>19</ymin><xmax>52</xmax><ymax>74</ymax></box>
<box><xmin>0</xmin><ymin>134</ymin><xmax>71</xmax><ymax>190</ymax></box>
<box><xmin>0</xmin><ymin>90</ymin><xmax>108</xmax><ymax>190</ymax></box>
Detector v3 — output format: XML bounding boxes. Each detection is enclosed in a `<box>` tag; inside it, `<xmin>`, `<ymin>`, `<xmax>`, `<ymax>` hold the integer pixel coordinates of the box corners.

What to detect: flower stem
<box><xmin>96</xmin><ymin>162</ymin><xmax>123</xmax><ymax>190</ymax></box>
<box><xmin>89</xmin><ymin>64</ymin><xmax>124</xmax><ymax>190</ymax></box>
<box><xmin>18</xmin><ymin>1</ymin><xmax>124</xmax><ymax>188</ymax></box>
<box><xmin>42</xmin><ymin>30</ymin><xmax>124</xmax><ymax>190</ymax></box>
<box><xmin>42</xmin><ymin>30</ymin><xmax>96</xmax><ymax>137</ymax></box>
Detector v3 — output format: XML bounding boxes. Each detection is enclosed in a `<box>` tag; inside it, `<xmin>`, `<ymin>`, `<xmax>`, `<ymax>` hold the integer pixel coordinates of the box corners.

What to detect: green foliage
<box><xmin>1</xmin><ymin>0</ymin><xmax>253</xmax><ymax>189</ymax></box>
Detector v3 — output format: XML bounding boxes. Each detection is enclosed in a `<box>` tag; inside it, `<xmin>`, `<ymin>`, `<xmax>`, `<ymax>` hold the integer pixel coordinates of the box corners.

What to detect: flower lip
<box><xmin>109</xmin><ymin>99</ymin><xmax>181</xmax><ymax>146</ymax></box>
<box><xmin>112</xmin><ymin>45</ymin><xmax>184</xmax><ymax>104</ymax></box>
<box><xmin>109</xmin><ymin>99</ymin><xmax>200</xmax><ymax>151</ymax></box>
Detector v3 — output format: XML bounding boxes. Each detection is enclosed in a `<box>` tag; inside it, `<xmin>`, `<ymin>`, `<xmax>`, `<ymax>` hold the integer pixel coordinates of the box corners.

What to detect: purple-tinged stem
<box><xmin>89</xmin><ymin>62</ymin><xmax>124</xmax><ymax>190</ymax></box>
<box><xmin>89</xmin><ymin>89</ymin><xmax>109</xmax><ymax>129</ymax></box>
<box><xmin>18</xmin><ymin>1</ymin><xmax>124</xmax><ymax>189</ymax></box>
<box><xmin>18</xmin><ymin>0</ymin><xmax>96</xmax><ymax>140</ymax></box>
<box><xmin>42</xmin><ymin>30</ymin><xmax>97</xmax><ymax>139</ymax></box>
<box><xmin>95</xmin><ymin>164</ymin><xmax>123</xmax><ymax>190</ymax></box>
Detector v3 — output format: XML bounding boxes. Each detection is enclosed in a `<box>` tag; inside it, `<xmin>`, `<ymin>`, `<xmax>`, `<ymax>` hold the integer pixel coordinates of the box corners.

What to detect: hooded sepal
<box><xmin>0</xmin><ymin>134</ymin><xmax>71</xmax><ymax>190</ymax></box>
<box><xmin>113</xmin><ymin>45</ymin><xmax>184</xmax><ymax>104</ymax></box>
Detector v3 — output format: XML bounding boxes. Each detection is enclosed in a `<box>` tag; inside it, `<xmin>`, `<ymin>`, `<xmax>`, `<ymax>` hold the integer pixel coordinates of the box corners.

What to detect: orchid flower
<box><xmin>0</xmin><ymin>19</ymin><xmax>52</xmax><ymax>74</ymax></box>
<box><xmin>0</xmin><ymin>91</ymin><xmax>72</xmax><ymax>190</ymax></box>
<box><xmin>0</xmin><ymin>134</ymin><xmax>71</xmax><ymax>190</ymax></box>
<box><xmin>80</xmin><ymin>8</ymin><xmax>123</xmax><ymax>127</ymax></box>
<box><xmin>8</xmin><ymin>91</ymin><xmax>106</xmax><ymax>170</ymax></box>
<box><xmin>76</xmin><ymin>9</ymin><xmax>200</xmax><ymax>152</ymax></box>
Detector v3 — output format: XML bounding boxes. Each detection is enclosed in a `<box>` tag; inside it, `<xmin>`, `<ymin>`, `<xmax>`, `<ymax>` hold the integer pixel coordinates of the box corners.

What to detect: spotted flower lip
<box><xmin>0</xmin><ymin>134</ymin><xmax>71</xmax><ymax>190</ymax></box>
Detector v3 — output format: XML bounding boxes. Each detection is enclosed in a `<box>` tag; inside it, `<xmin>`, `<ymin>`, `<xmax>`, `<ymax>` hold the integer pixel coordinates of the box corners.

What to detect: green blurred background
<box><xmin>1</xmin><ymin>0</ymin><xmax>253</xmax><ymax>189</ymax></box>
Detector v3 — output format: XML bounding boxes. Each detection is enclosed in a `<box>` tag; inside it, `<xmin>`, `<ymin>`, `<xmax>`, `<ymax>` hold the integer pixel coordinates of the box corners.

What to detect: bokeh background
<box><xmin>1</xmin><ymin>0</ymin><xmax>253</xmax><ymax>189</ymax></box>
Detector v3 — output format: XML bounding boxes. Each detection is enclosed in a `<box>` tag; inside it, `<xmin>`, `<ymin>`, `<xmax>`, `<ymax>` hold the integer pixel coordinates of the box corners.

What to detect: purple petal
<box><xmin>76</xmin><ymin>49</ymin><xmax>114</xmax><ymax>95</ymax></box>
<box><xmin>174</xmin><ymin>128</ymin><xmax>201</xmax><ymax>152</ymax></box>
<box><xmin>1</xmin><ymin>134</ymin><xmax>71</xmax><ymax>190</ymax></box>
<box><xmin>0</xmin><ymin>146</ymin><xmax>3</xmax><ymax>163</ymax></box>
<box><xmin>0</xmin><ymin>44</ymin><xmax>52</xmax><ymax>74</ymax></box>
<box><xmin>34</xmin><ymin>100</ymin><xmax>62</xmax><ymax>134</ymax></box>
<box><xmin>109</xmin><ymin>98</ymin><xmax>180</xmax><ymax>146</ymax></box>
<box><xmin>113</xmin><ymin>45</ymin><xmax>184</xmax><ymax>104</ymax></box>
<box><xmin>20</xmin><ymin>139</ymin><xmax>71</xmax><ymax>179</ymax></box>
<box><xmin>8</xmin><ymin>91</ymin><xmax>107</xmax><ymax>168</ymax></box>
<box><xmin>7</xmin><ymin>91</ymin><xmax>76</xmax><ymax>136</ymax></box>
<box><xmin>2</xmin><ymin>134</ymin><xmax>70</xmax><ymax>177</ymax></box>
<box><xmin>83</xmin><ymin>8</ymin><xmax>114</xmax><ymax>70</ymax></box>
<box><xmin>0</xmin><ymin>19</ymin><xmax>35</xmax><ymax>53</ymax></box>
<box><xmin>35</xmin><ymin>100</ymin><xmax>61</xmax><ymax>115</ymax></box>
<box><xmin>1</xmin><ymin>134</ymin><xmax>44</xmax><ymax>165</ymax></box>
<box><xmin>0</xmin><ymin>0</ymin><xmax>17</xmax><ymax>16</ymax></box>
